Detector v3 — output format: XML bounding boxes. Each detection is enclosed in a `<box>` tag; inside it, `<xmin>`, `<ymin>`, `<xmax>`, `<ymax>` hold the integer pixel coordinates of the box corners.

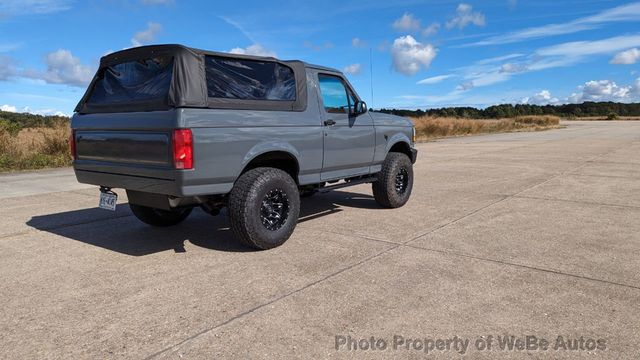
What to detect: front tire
<box><xmin>129</xmin><ymin>204</ymin><xmax>192</xmax><ymax>227</ymax></box>
<box><xmin>372</xmin><ymin>152</ymin><xmax>414</xmax><ymax>208</ymax></box>
<box><xmin>228</xmin><ymin>167</ymin><xmax>300</xmax><ymax>250</ymax></box>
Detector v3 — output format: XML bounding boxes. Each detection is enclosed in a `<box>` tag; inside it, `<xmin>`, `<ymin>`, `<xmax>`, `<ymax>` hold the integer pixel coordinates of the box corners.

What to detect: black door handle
<box><xmin>324</xmin><ymin>119</ymin><xmax>336</xmax><ymax>126</ymax></box>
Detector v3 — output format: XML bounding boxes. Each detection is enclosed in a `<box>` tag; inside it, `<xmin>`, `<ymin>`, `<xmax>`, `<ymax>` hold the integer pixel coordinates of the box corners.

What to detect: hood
<box><xmin>369</xmin><ymin>111</ymin><xmax>413</xmax><ymax>127</ymax></box>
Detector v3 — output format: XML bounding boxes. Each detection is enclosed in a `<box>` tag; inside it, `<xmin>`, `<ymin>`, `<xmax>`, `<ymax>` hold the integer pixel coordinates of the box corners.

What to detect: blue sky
<box><xmin>1</xmin><ymin>0</ymin><xmax>640</xmax><ymax>116</ymax></box>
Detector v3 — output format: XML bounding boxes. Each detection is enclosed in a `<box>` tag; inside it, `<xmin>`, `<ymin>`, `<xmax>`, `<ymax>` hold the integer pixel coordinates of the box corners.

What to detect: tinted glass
<box><xmin>205</xmin><ymin>56</ymin><xmax>296</xmax><ymax>101</ymax></box>
<box><xmin>87</xmin><ymin>57</ymin><xmax>173</xmax><ymax>105</ymax></box>
<box><xmin>318</xmin><ymin>75</ymin><xmax>348</xmax><ymax>114</ymax></box>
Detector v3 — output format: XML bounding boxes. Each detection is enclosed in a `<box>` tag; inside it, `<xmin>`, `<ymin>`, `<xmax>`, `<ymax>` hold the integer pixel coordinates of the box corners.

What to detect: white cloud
<box><xmin>458</xmin><ymin>71</ymin><xmax>510</xmax><ymax>90</ymax></box>
<box><xmin>475</xmin><ymin>53</ymin><xmax>524</xmax><ymax>65</ymax></box>
<box><xmin>446</xmin><ymin>3</ymin><xmax>485</xmax><ymax>30</ymax></box>
<box><xmin>393</xmin><ymin>88</ymin><xmax>517</xmax><ymax>107</ymax></box>
<box><xmin>422</xmin><ymin>23</ymin><xmax>440</xmax><ymax>37</ymax></box>
<box><xmin>391</xmin><ymin>35</ymin><xmax>437</xmax><ymax>76</ymax></box>
<box><xmin>464</xmin><ymin>3</ymin><xmax>640</xmax><ymax>47</ymax></box>
<box><xmin>352</xmin><ymin>38</ymin><xmax>366</xmax><ymax>48</ymax></box>
<box><xmin>610</xmin><ymin>48</ymin><xmax>640</xmax><ymax>65</ymax></box>
<box><xmin>0</xmin><ymin>0</ymin><xmax>73</xmax><ymax>16</ymax></box>
<box><xmin>568</xmin><ymin>80</ymin><xmax>634</xmax><ymax>103</ymax></box>
<box><xmin>521</xmin><ymin>90</ymin><xmax>559</xmax><ymax>105</ymax></box>
<box><xmin>229</xmin><ymin>44</ymin><xmax>277</xmax><ymax>57</ymax></box>
<box><xmin>0</xmin><ymin>104</ymin><xmax>68</xmax><ymax>116</ymax></box>
<box><xmin>1</xmin><ymin>104</ymin><xmax>17</xmax><ymax>112</ymax></box>
<box><xmin>417</xmin><ymin>74</ymin><xmax>454</xmax><ymax>85</ymax></box>
<box><xmin>537</xmin><ymin>35</ymin><xmax>640</xmax><ymax>58</ymax></box>
<box><xmin>343</xmin><ymin>63</ymin><xmax>362</xmax><ymax>75</ymax></box>
<box><xmin>24</xmin><ymin>49</ymin><xmax>94</xmax><ymax>87</ymax></box>
<box><xmin>0</xmin><ymin>55</ymin><xmax>17</xmax><ymax>80</ymax></box>
<box><xmin>393</xmin><ymin>13</ymin><xmax>421</xmax><ymax>32</ymax></box>
<box><xmin>500</xmin><ymin>62</ymin><xmax>528</xmax><ymax>73</ymax></box>
<box><xmin>392</xmin><ymin>13</ymin><xmax>440</xmax><ymax>37</ymax></box>
<box><xmin>456</xmin><ymin>82</ymin><xmax>474</xmax><ymax>91</ymax></box>
<box><xmin>445</xmin><ymin>54</ymin><xmax>531</xmax><ymax>93</ymax></box>
<box><xmin>131</xmin><ymin>22</ymin><xmax>162</xmax><ymax>47</ymax></box>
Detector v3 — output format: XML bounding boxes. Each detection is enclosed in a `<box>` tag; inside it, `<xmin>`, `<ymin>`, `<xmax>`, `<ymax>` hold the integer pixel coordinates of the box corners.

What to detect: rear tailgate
<box><xmin>76</xmin><ymin>131</ymin><xmax>171</xmax><ymax>167</ymax></box>
<box><xmin>71</xmin><ymin>110</ymin><xmax>181</xmax><ymax>192</ymax></box>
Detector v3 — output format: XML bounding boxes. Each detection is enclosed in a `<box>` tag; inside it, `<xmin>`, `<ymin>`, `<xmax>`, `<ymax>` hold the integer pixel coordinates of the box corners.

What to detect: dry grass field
<box><xmin>0</xmin><ymin>124</ymin><xmax>71</xmax><ymax>171</ymax></box>
<box><xmin>410</xmin><ymin>115</ymin><xmax>562</xmax><ymax>140</ymax></box>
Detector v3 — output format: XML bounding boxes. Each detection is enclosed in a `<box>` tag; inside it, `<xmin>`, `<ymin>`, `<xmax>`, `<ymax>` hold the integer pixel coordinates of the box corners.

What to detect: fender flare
<box><xmin>384</xmin><ymin>133</ymin><xmax>412</xmax><ymax>155</ymax></box>
<box><xmin>239</xmin><ymin>141</ymin><xmax>301</xmax><ymax>177</ymax></box>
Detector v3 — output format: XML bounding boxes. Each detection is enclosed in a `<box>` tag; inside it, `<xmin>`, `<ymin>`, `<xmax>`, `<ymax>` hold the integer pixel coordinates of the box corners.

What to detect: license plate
<box><xmin>99</xmin><ymin>192</ymin><xmax>118</xmax><ymax>211</ymax></box>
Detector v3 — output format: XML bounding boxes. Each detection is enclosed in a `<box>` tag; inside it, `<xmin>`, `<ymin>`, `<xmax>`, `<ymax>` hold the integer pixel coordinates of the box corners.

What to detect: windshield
<box><xmin>87</xmin><ymin>57</ymin><xmax>173</xmax><ymax>105</ymax></box>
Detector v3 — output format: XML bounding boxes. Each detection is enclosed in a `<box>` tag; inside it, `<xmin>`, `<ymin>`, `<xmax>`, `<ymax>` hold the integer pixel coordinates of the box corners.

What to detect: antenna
<box><xmin>369</xmin><ymin>47</ymin><xmax>374</xmax><ymax>108</ymax></box>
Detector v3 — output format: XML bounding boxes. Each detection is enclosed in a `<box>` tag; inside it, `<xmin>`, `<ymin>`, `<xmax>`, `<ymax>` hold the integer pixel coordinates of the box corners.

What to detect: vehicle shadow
<box><xmin>26</xmin><ymin>190</ymin><xmax>380</xmax><ymax>256</ymax></box>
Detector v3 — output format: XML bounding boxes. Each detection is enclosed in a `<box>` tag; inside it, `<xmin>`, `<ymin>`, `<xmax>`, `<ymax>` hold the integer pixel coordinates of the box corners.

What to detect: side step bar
<box><xmin>319</xmin><ymin>176</ymin><xmax>377</xmax><ymax>193</ymax></box>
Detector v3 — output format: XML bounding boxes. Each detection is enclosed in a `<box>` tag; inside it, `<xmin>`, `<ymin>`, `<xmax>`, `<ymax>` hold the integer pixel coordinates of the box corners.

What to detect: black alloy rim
<box><xmin>260</xmin><ymin>188</ymin><xmax>290</xmax><ymax>231</ymax></box>
<box><xmin>395</xmin><ymin>167</ymin><xmax>409</xmax><ymax>194</ymax></box>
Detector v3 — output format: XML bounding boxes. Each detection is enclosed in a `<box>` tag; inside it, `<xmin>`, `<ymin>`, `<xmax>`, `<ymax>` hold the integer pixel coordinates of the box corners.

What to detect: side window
<box><xmin>205</xmin><ymin>56</ymin><xmax>296</xmax><ymax>101</ymax></box>
<box><xmin>318</xmin><ymin>74</ymin><xmax>349</xmax><ymax>114</ymax></box>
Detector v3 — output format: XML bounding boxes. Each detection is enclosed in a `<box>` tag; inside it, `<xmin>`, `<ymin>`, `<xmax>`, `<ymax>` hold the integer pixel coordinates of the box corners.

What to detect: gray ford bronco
<box><xmin>71</xmin><ymin>44</ymin><xmax>417</xmax><ymax>250</ymax></box>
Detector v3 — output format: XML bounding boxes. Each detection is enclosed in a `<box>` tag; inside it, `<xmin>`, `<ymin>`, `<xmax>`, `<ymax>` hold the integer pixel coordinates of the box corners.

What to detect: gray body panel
<box><xmin>72</xmin><ymin>67</ymin><xmax>415</xmax><ymax>198</ymax></box>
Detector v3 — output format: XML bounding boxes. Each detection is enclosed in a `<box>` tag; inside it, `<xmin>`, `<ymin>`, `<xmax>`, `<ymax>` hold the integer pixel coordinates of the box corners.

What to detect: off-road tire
<box><xmin>372</xmin><ymin>152</ymin><xmax>414</xmax><ymax>208</ymax></box>
<box><xmin>228</xmin><ymin>167</ymin><xmax>300</xmax><ymax>250</ymax></box>
<box><xmin>129</xmin><ymin>204</ymin><xmax>192</xmax><ymax>227</ymax></box>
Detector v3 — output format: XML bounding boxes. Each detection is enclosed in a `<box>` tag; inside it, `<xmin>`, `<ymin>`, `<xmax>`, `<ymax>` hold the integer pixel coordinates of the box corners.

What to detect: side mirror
<box><xmin>353</xmin><ymin>101</ymin><xmax>368</xmax><ymax>115</ymax></box>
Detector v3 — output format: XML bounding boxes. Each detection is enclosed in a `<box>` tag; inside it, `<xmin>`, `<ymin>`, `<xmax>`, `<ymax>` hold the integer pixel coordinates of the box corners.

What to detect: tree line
<box><xmin>376</xmin><ymin>102</ymin><xmax>640</xmax><ymax>119</ymax></box>
<box><xmin>0</xmin><ymin>110</ymin><xmax>69</xmax><ymax>129</ymax></box>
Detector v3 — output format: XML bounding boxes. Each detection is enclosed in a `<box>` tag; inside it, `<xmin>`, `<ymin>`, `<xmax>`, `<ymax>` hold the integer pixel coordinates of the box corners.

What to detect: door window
<box><xmin>318</xmin><ymin>75</ymin><xmax>350</xmax><ymax>114</ymax></box>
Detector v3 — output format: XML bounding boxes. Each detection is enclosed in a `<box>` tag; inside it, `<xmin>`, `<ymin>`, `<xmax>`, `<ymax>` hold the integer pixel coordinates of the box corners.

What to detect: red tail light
<box><xmin>69</xmin><ymin>130</ymin><xmax>77</xmax><ymax>160</ymax></box>
<box><xmin>173</xmin><ymin>129</ymin><xmax>193</xmax><ymax>169</ymax></box>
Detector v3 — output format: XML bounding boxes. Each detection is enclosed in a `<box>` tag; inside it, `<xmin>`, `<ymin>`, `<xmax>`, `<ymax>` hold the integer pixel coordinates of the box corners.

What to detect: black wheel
<box><xmin>228</xmin><ymin>167</ymin><xmax>300</xmax><ymax>250</ymax></box>
<box><xmin>372</xmin><ymin>152</ymin><xmax>414</xmax><ymax>208</ymax></box>
<box><xmin>129</xmin><ymin>204</ymin><xmax>193</xmax><ymax>227</ymax></box>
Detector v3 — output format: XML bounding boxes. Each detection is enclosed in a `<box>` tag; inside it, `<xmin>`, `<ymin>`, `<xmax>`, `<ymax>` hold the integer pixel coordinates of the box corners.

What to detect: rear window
<box><xmin>205</xmin><ymin>56</ymin><xmax>296</xmax><ymax>101</ymax></box>
<box><xmin>87</xmin><ymin>57</ymin><xmax>173</xmax><ymax>105</ymax></box>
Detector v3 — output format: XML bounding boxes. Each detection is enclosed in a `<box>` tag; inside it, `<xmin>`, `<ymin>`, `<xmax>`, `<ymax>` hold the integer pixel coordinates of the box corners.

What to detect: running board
<box><xmin>319</xmin><ymin>176</ymin><xmax>377</xmax><ymax>193</ymax></box>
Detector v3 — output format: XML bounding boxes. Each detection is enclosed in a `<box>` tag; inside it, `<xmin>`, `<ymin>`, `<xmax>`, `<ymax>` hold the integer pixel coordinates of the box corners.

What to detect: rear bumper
<box><xmin>410</xmin><ymin>148</ymin><xmax>418</xmax><ymax>164</ymax></box>
<box><xmin>74</xmin><ymin>168</ymin><xmax>233</xmax><ymax>197</ymax></box>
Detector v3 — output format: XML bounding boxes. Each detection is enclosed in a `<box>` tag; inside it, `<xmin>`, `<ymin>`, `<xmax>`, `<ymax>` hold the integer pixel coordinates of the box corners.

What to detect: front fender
<box><xmin>385</xmin><ymin>133</ymin><xmax>412</xmax><ymax>154</ymax></box>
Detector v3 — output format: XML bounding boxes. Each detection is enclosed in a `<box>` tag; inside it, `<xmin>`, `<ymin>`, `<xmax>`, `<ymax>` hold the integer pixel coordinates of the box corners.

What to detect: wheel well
<box><xmin>242</xmin><ymin>151</ymin><xmax>299</xmax><ymax>183</ymax></box>
<box><xmin>389</xmin><ymin>141</ymin><xmax>412</xmax><ymax>158</ymax></box>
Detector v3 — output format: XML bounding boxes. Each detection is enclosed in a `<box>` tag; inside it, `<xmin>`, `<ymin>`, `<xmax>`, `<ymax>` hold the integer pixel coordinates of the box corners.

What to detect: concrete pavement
<box><xmin>0</xmin><ymin>121</ymin><xmax>639</xmax><ymax>359</ymax></box>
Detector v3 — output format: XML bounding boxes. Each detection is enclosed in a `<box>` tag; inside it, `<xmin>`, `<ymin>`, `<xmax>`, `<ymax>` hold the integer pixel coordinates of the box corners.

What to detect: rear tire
<box><xmin>372</xmin><ymin>152</ymin><xmax>414</xmax><ymax>208</ymax></box>
<box><xmin>228</xmin><ymin>167</ymin><xmax>300</xmax><ymax>250</ymax></box>
<box><xmin>129</xmin><ymin>204</ymin><xmax>192</xmax><ymax>227</ymax></box>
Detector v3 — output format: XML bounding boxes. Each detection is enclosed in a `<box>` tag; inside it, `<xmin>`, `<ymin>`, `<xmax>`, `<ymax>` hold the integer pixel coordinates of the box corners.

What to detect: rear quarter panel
<box><xmin>178</xmin><ymin>106</ymin><xmax>323</xmax><ymax>193</ymax></box>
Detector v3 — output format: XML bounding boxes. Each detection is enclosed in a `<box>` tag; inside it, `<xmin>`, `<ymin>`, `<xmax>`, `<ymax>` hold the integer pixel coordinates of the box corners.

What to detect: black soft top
<box><xmin>75</xmin><ymin>44</ymin><xmax>310</xmax><ymax>114</ymax></box>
